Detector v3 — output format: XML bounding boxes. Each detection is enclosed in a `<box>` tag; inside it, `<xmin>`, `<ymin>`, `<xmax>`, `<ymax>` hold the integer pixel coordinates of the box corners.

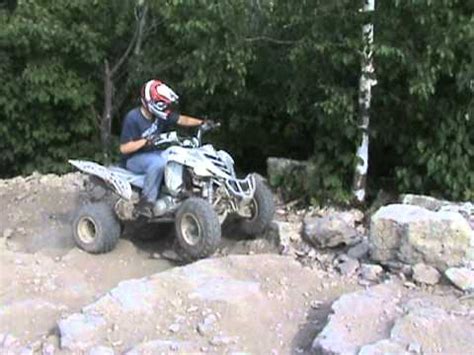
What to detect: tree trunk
<box><xmin>353</xmin><ymin>0</ymin><xmax>376</xmax><ymax>203</ymax></box>
<box><xmin>134</xmin><ymin>0</ymin><xmax>148</xmax><ymax>56</ymax></box>
<box><xmin>101</xmin><ymin>60</ymin><xmax>114</xmax><ymax>161</ymax></box>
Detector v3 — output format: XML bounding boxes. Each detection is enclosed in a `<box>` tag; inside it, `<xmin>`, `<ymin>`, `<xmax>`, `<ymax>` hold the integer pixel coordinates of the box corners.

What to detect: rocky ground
<box><xmin>0</xmin><ymin>172</ymin><xmax>473</xmax><ymax>354</ymax></box>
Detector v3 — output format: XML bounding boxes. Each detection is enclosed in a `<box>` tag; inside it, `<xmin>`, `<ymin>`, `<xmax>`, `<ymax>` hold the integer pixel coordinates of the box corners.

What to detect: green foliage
<box><xmin>0</xmin><ymin>0</ymin><xmax>472</xmax><ymax>202</ymax></box>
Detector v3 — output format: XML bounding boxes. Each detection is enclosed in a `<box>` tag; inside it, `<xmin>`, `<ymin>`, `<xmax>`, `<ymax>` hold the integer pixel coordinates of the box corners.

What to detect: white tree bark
<box><xmin>353</xmin><ymin>0</ymin><xmax>377</xmax><ymax>203</ymax></box>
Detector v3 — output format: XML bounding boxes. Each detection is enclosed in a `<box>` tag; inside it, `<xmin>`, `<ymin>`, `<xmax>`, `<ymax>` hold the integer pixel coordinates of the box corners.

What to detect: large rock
<box><xmin>312</xmin><ymin>283</ymin><xmax>403</xmax><ymax>354</ymax></box>
<box><xmin>370</xmin><ymin>204</ymin><xmax>473</xmax><ymax>270</ymax></box>
<box><xmin>312</xmin><ymin>283</ymin><xmax>474</xmax><ymax>355</ymax></box>
<box><xmin>390</xmin><ymin>300</ymin><xmax>473</xmax><ymax>354</ymax></box>
<box><xmin>401</xmin><ymin>194</ymin><xmax>474</xmax><ymax>229</ymax></box>
<box><xmin>304</xmin><ymin>213</ymin><xmax>360</xmax><ymax>248</ymax></box>
<box><xmin>400</xmin><ymin>194</ymin><xmax>448</xmax><ymax>211</ymax></box>
<box><xmin>57</xmin><ymin>255</ymin><xmax>357</xmax><ymax>353</ymax></box>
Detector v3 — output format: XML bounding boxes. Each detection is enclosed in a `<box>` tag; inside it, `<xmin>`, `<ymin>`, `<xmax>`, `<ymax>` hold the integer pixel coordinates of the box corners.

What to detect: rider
<box><xmin>120</xmin><ymin>79</ymin><xmax>204</xmax><ymax>216</ymax></box>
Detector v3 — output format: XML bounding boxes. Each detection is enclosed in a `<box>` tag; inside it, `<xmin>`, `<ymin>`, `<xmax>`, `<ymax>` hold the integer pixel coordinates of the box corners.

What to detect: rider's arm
<box><xmin>120</xmin><ymin>139</ymin><xmax>148</xmax><ymax>155</ymax></box>
<box><xmin>177</xmin><ymin>114</ymin><xmax>204</xmax><ymax>127</ymax></box>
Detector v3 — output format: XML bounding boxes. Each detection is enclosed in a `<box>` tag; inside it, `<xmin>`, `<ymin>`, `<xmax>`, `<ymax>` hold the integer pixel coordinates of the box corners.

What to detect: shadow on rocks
<box><xmin>290</xmin><ymin>302</ymin><xmax>333</xmax><ymax>355</ymax></box>
<box><xmin>122</xmin><ymin>220</ymin><xmax>176</xmax><ymax>257</ymax></box>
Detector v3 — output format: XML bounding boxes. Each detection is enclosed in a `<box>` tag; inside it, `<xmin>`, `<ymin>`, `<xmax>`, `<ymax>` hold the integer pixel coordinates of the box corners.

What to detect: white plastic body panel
<box><xmin>69</xmin><ymin>160</ymin><xmax>133</xmax><ymax>200</ymax></box>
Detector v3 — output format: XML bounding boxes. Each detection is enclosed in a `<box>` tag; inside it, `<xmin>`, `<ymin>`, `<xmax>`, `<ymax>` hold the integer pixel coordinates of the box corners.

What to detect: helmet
<box><xmin>140</xmin><ymin>79</ymin><xmax>179</xmax><ymax>120</ymax></box>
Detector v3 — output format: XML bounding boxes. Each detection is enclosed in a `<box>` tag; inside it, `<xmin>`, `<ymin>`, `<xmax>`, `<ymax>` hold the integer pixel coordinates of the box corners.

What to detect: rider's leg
<box><xmin>126</xmin><ymin>151</ymin><xmax>167</xmax><ymax>203</ymax></box>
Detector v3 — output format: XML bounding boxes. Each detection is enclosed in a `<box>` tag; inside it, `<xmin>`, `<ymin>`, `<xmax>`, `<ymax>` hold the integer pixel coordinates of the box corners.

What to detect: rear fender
<box><xmin>69</xmin><ymin>160</ymin><xmax>132</xmax><ymax>200</ymax></box>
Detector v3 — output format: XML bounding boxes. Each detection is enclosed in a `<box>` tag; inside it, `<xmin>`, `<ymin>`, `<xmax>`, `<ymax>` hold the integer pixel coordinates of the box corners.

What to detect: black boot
<box><xmin>135</xmin><ymin>198</ymin><xmax>154</xmax><ymax>218</ymax></box>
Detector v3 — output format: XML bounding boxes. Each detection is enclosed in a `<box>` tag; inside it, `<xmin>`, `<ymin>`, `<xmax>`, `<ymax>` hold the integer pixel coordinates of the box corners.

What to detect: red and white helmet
<box><xmin>140</xmin><ymin>79</ymin><xmax>179</xmax><ymax>120</ymax></box>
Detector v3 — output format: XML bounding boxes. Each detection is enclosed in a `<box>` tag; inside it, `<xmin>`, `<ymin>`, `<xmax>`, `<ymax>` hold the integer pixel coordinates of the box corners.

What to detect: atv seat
<box><xmin>108</xmin><ymin>166</ymin><xmax>145</xmax><ymax>189</ymax></box>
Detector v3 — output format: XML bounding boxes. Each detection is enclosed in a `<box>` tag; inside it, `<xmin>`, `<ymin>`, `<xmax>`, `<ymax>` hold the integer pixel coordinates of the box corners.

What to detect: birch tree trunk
<box><xmin>353</xmin><ymin>0</ymin><xmax>377</xmax><ymax>203</ymax></box>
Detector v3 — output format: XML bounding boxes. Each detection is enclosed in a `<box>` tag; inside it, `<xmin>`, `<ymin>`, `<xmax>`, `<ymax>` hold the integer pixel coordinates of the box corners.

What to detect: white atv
<box><xmin>69</xmin><ymin>121</ymin><xmax>274</xmax><ymax>261</ymax></box>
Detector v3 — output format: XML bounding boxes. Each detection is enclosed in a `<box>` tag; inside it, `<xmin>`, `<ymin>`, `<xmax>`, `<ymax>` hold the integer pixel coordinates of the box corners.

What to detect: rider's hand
<box><xmin>145</xmin><ymin>133</ymin><xmax>159</xmax><ymax>146</ymax></box>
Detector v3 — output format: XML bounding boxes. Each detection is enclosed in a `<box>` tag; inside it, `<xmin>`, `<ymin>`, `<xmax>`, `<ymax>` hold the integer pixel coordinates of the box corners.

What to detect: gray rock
<box><xmin>58</xmin><ymin>313</ymin><xmax>107</xmax><ymax>351</ymax></box>
<box><xmin>445</xmin><ymin>267</ymin><xmax>474</xmax><ymax>291</ymax></box>
<box><xmin>335</xmin><ymin>255</ymin><xmax>360</xmax><ymax>276</ymax></box>
<box><xmin>347</xmin><ymin>240</ymin><xmax>370</xmax><ymax>259</ymax></box>
<box><xmin>412</xmin><ymin>263</ymin><xmax>441</xmax><ymax>285</ymax></box>
<box><xmin>370</xmin><ymin>204</ymin><xmax>473</xmax><ymax>270</ymax></box>
<box><xmin>57</xmin><ymin>255</ymin><xmax>310</xmax><ymax>353</ymax></box>
<box><xmin>359</xmin><ymin>339</ymin><xmax>409</xmax><ymax>355</ymax></box>
<box><xmin>401</xmin><ymin>195</ymin><xmax>474</xmax><ymax>229</ymax></box>
<box><xmin>312</xmin><ymin>283</ymin><xmax>402</xmax><ymax>354</ymax></box>
<box><xmin>197</xmin><ymin>314</ymin><xmax>218</xmax><ymax>336</ymax></box>
<box><xmin>390</xmin><ymin>303</ymin><xmax>474</xmax><ymax>354</ymax></box>
<box><xmin>304</xmin><ymin>213</ymin><xmax>359</xmax><ymax>248</ymax></box>
<box><xmin>312</xmin><ymin>283</ymin><xmax>474</xmax><ymax>355</ymax></box>
<box><xmin>360</xmin><ymin>264</ymin><xmax>384</xmax><ymax>282</ymax></box>
<box><xmin>268</xmin><ymin>221</ymin><xmax>302</xmax><ymax>256</ymax></box>
<box><xmin>400</xmin><ymin>194</ymin><xmax>448</xmax><ymax>211</ymax></box>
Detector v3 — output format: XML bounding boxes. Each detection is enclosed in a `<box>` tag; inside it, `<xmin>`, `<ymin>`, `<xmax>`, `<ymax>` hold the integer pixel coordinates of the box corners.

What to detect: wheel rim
<box><xmin>77</xmin><ymin>216</ymin><xmax>98</xmax><ymax>244</ymax></box>
<box><xmin>242</xmin><ymin>199</ymin><xmax>259</xmax><ymax>221</ymax></box>
<box><xmin>180</xmin><ymin>213</ymin><xmax>202</xmax><ymax>246</ymax></box>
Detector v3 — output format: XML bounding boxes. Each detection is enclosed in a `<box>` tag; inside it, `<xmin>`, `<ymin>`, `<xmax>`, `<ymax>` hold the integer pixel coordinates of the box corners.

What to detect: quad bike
<box><xmin>69</xmin><ymin>121</ymin><xmax>275</xmax><ymax>261</ymax></box>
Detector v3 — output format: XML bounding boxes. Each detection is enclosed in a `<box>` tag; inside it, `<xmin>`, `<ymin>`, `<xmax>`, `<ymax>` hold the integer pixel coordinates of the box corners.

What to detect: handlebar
<box><xmin>151</xmin><ymin>119</ymin><xmax>221</xmax><ymax>149</ymax></box>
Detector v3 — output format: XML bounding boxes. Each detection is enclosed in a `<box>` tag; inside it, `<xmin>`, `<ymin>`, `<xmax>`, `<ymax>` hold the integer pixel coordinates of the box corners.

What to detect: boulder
<box><xmin>445</xmin><ymin>267</ymin><xmax>474</xmax><ymax>292</ymax></box>
<box><xmin>58</xmin><ymin>255</ymin><xmax>343</xmax><ymax>353</ymax></box>
<box><xmin>390</xmin><ymin>301</ymin><xmax>473</xmax><ymax>354</ymax></box>
<box><xmin>312</xmin><ymin>283</ymin><xmax>474</xmax><ymax>355</ymax></box>
<box><xmin>312</xmin><ymin>283</ymin><xmax>403</xmax><ymax>354</ymax></box>
<box><xmin>370</xmin><ymin>204</ymin><xmax>473</xmax><ymax>271</ymax></box>
<box><xmin>304</xmin><ymin>213</ymin><xmax>359</xmax><ymax>248</ymax></box>
<box><xmin>412</xmin><ymin>263</ymin><xmax>440</xmax><ymax>286</ymax></box>
<box><xmin>401</xmin><ymin>194</ymin><xmax>474</xmax><ymax>229</ymax></box>
<box><xmin>400</xmin><ymin>194</ymin><xmax>448</xmax><ymax>211</ymax></box>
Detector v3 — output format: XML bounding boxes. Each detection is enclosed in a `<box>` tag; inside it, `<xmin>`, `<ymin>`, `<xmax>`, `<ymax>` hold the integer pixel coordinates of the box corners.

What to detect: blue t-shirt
<box><xmin>120</xmin><ymin>107</ymin><xmax>179</xmax><ymax>163</ymax></box>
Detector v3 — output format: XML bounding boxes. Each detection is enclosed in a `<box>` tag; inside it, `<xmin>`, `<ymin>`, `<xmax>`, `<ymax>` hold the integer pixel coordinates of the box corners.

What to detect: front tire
<box><xmin>239</xmin><ymin>177</ymin><xmax>275</xmax><ymax>237</ymax></box>
<box><xmin>73</xmin><ymin>202</ymin><xmax>121</xmax><ymax>254</ymax></box>
<box><xmin>175</xmin><ymin>198</ymin><xmax>221</xmax><ymax>262</ymax></box>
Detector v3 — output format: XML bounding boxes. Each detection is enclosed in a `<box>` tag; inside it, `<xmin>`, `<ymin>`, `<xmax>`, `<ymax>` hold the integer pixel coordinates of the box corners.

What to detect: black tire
<box><xmin>175</xmin><ymin>198</ymin><xmax>221</xmax><ymax>262</ymax></box>
<box><xmin>72</xmin><ymin>202</ymin><xmax>121</xmax><ymax>254</ymax></box>
<box><xmin>239</xmin><ymin>177</ymin><xmax>275</xmax><ymax>237</ymax></box>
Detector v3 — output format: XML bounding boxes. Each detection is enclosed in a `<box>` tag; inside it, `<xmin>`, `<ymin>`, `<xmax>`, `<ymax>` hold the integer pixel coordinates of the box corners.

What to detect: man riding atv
<box><xmin>69</xmin><ymin>79</ymin><xmax>274</xmax><ymax>261</ymax></box>
<box><xmin>120</xmin><ymin>79</ymin><xmax>204</xmax><ymax>217</ymax></box>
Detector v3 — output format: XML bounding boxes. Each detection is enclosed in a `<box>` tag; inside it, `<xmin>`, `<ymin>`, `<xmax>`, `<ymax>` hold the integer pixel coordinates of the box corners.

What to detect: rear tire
<box><xmin>239</xmin><ymin>177</ymin><xmax>275</xmax><ymax>237</ymax></box>
<box><xmin>175</xmin><ymin>198</ymin><xmax>221</xmax><ymax>262</ymax></box>
<box><xmin>73</xmin><ymin>202</ymin><xmax>121</xmax><ymax>254</ymax></box>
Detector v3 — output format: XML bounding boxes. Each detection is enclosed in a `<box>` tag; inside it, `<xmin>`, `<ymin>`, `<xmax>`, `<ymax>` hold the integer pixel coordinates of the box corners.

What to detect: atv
<box><xmin>69</xmin><ymin>121</ymin><xmax>274</xmax><ymax>261</ymax></box>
